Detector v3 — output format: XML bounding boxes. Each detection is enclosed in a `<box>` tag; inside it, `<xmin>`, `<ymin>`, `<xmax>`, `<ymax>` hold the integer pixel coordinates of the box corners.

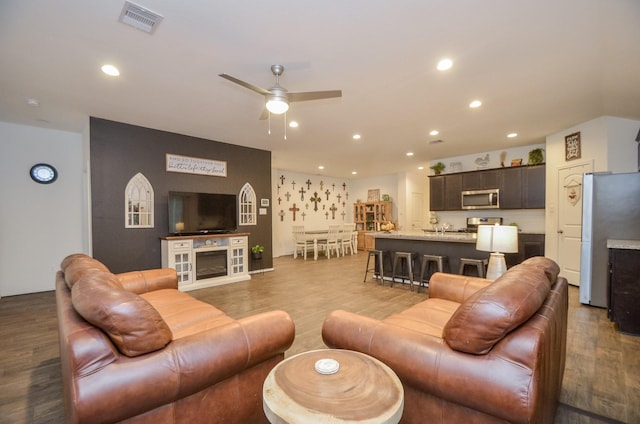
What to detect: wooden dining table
<box><xmin>303</xmin><ymin>229</ymin><xmax>329</xmax><ymax>260</ymax></box>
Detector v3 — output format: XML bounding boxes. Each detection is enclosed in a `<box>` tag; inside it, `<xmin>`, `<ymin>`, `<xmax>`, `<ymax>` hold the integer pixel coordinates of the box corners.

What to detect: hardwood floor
<box><xmin>1</xmin><ymin>253</ymin><xmax>638</xmax><ymax>423</ymax></box>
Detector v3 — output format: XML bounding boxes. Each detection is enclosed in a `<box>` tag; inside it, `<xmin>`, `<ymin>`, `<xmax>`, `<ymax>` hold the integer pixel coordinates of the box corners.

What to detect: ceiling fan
<box><xmin>219</xmin><ymin>65</ymin><xmax>342</xmax><ymax>119</ymax></box>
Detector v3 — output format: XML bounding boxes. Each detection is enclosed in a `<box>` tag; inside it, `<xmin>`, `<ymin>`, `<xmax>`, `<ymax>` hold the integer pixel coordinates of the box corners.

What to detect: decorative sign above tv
<box><xmin>166</xmin><ymin>153</ymin><xmax>227</xmax><ymax>177</ymax></box>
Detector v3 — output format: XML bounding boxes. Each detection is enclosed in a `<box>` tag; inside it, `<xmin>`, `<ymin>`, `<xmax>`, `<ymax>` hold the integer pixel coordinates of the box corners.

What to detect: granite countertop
<box><xmin>373</xmin><ymin>230</ymin><xmax>477</xmax><ymax>244</ymax></box>
<box><xmin>607</xmin><ymin>239</ymin><xmax>640</xmax><ymax>250</ymax></box>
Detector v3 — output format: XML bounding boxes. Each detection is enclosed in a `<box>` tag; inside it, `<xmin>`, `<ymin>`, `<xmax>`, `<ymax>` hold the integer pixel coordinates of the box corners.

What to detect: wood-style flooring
<box><xmin>1</xmin><ymin>253</ymin><xmax>638</xmax><ymax>423</ymax></box>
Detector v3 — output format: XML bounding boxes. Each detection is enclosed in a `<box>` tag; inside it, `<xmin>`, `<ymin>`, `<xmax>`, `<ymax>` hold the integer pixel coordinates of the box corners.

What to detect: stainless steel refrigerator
<box><xmin>579</xmin><ymin>172</ymin><xmax>640</xmax><ymax>307</ymax></box>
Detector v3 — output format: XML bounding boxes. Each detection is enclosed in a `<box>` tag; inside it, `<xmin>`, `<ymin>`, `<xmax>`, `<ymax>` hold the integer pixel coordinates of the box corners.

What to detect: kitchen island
<box><xmin>374</xmin><ymin>231</ymin><xmax>485</xmax><ymax>281</ymax></box>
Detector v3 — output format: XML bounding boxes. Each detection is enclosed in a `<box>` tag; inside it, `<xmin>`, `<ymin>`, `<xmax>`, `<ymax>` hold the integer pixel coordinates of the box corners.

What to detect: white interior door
<box><xmin>410</xmin><ymin>192</ymin><xmax>424</xmax><ymax>230</ymax></box>
<box><xmin>557</xmin><ymin>162</ymin><xmax>592</xmax><ymax>285</ymax></box>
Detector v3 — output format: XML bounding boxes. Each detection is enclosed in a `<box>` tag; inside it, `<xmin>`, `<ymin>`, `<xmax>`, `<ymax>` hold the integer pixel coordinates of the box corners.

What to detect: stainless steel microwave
<box><xmin>461</xmin><ymin>189</ymin><xmax>500</xmax><ymax>209</ymax></box>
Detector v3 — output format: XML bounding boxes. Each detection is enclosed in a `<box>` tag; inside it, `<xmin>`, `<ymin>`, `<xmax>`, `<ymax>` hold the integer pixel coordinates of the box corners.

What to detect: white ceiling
<box><xmin>1</xmin><ymin>0</ymin><xmax>639</xmax><ymax>178</ymax></box>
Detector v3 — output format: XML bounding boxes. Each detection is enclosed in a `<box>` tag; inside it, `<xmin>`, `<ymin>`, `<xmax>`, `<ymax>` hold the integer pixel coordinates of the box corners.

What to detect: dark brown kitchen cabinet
<box><xmin>608</xmin><ymin>248</ymin><xmax>640</xmax><ymax>335</ymax></box>
<box><xmin>523</xmin><ymin>164</ymin><xmax>545</xmax><ymax>208</ymax></box>
<box><xmin>499</xmin><ymin>164</ymin><xmax>546</xmax><ymax>209</ymax></box>
<box><xmin>429</xmin><ymin>174</ymin><xmax>461</xmax><ymax>211</ymax></box>
<box><xmin>505</xmin><ymin>233</ymin><xmax>545</xmax><ymax>268</ymax></box>
<box><xmin>462</xmin><ymin>169</ymin><xmax>500</xmax><ymax>191</ymax></box>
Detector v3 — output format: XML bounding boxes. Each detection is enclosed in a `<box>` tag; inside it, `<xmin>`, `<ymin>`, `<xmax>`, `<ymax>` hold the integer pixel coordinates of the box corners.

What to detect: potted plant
<box><xmin>528</xmin><ymin>148</ymin><xmax>545</xmax><ymax>165</ymax></box>
<box><xmin>251</xmin><ymin>244</ymin><xmax>264</xmax><ymax>260</ymax></box>
<box><xmin>430</xmin><ymin>161</ymin><xmax>446</xmax><ymax>175</ymax></box>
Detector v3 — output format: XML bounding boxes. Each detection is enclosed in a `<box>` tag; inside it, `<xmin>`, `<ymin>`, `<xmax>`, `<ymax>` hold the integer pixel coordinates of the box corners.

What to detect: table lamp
<box><xmin>476</xmin><ymin>224</ymin><xmax>518</xmax><ymax>280</ymax></box>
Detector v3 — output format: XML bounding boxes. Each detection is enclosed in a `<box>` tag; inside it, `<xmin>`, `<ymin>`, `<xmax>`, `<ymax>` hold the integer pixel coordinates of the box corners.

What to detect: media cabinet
<box><xmin>161</xmin><ymin>233</ymin><xmax>250</xmax><ymax>291</ymax></box>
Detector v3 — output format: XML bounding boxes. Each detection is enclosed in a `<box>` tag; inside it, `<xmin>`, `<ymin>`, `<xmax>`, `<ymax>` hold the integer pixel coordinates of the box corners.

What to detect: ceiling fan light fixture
<box><xmin>266</xmin><ymin>97</ymin><xmax>289</xmax><ymax>114</ymax></box>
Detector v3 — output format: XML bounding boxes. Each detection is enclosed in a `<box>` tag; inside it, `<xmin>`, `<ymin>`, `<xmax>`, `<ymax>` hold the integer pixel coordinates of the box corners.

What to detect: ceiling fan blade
<box><xmin>288</xmin><ymin>90</ymin><xmax>342</xmax><ymax>102</ymax></box>
<box><xmin>219</xmin><ymin>73</ymin><xmax>270</xmax><ymax>95</ymax></box>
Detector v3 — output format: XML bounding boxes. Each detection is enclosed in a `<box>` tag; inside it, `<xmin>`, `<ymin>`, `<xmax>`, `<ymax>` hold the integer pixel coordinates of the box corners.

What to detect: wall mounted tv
<box><xmin>168</xmin><ymin>191</ymin><xmax>237</xmax><ymax>235</ymax></box>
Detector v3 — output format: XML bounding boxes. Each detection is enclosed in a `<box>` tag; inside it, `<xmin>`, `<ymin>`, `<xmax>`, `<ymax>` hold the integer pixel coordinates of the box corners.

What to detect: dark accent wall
<box><xmin>90</xmin><ymin>117</ymin><xmax>272</xmax><ymax>273</ymax></box>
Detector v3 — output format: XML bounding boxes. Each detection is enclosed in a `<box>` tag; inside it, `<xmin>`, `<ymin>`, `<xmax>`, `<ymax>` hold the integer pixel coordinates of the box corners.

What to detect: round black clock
<box><xmin>30</xmin><ymin>163</ymin><xmax>58</xmax><ymax>184</ymax></box>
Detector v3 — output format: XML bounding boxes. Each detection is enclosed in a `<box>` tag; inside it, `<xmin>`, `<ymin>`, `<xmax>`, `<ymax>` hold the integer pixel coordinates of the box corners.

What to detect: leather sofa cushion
<box><xmin>443</xmin><ymin>264</ymin><xmax>551</xmax><ymax>354</ymax></box>
<box><xmin>71</xmin><ymin>271</ymin><xmax>173</xmax><ymax>357</ymax></box>
<box><xmin>521</xmin><ymin>256</ymin><xmax>560</xmax><ymax>283</ymax></box>
<box><xmin>61</xmin><ymin>254</ymin><xmax>111</xmax><ymax>289</ymax></box>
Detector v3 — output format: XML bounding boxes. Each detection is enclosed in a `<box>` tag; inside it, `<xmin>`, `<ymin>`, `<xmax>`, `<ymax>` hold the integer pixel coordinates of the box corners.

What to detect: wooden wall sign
<box><xmin>166</xmin><ymin>153</ymin><xmax>227</xmax><ymax>177</ymax></box>
<box><xmin>564</xmin><ymin>132</ymin><xmax>581</xmax><ymax>161</ymax></box>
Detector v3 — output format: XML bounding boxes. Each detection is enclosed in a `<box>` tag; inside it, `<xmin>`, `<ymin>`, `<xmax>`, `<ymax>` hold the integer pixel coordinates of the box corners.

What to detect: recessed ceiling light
<box><xmin>352</xmin><ymin>134</ymin><xmax>361</xmax><ymax>140</ymax></box>
<box><xmin>507</xmin><ymin>132</ymin><xmax>518</xmax><ymax>138</ymax></box>
<box><xmin>318</xmin><ymin>165</ymin><xmax>325</xmax><ymax>170</ymax></box>
<box><xmin>418</xmin><ymin>166</ymin><xmax>425</xmax><ymax>170</ymax></box>
<box><xmin>406</xmin><ymin>152</ymin><xmax>414</xmax><ymax>157</ymax></box>
<box><xmin>289</xmin><ymin>121</ymin><xmax>299</xmax><ymax>128</ymax></box>
<box><xmin>351</xmin><ymin>171</ymin><xmax>357</xmax><ymax>175</ymax></box>
<box><xmin>101</xmin><ymin>64</ymin><xmax>120</xmax><ymax>76</ymax></box>
<box><xmin>469</xmin><ymin>100</ymin><xmax>482</xmax><ymax>108</ymax></box>
<box><xmin>437</xmin><ymin>58</ymin><xmax>453</xmax><ymax>71</ymax></box>
<box><xmin>429</xmin><ymin>130</ymin><xmax>439</xmax><ymax>136</ymax></box>
<box><xmin>26</xmin><ymin>98</ymin><xmax>40</xmax><ymax>107</ymax></box>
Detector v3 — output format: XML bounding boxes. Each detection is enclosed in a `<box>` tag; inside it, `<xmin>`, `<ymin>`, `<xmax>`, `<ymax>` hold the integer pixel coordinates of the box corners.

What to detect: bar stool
<box><xmin>418</xmin><ymin>254</ymin><xmax>449</xmax><ymax>293</ymax></box>
<box><xmin>391</xmin><ymin>252</ymin><xmax>415</xmax><ymax>291</ymax></box>
<box><xmin>363</xmin><ymin>249</ymin><xmax>385</xmax><ymax>285</ymax></box>
<box><xmin>459</xmin><ymin>258</ymin><xmax>488</xmax><ymax>278</ymax></box>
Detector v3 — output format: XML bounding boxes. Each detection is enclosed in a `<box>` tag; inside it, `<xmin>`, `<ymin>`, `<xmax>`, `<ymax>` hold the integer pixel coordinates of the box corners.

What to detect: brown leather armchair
<box><xmin>56</xmin><ymin>254</ymin><xmax>295</xmax><ymax>424</ymax></box>
<box><xmin>322</xmin><ymin>257</ymin><xmax>568</xmax><ymax>424</ymax></box>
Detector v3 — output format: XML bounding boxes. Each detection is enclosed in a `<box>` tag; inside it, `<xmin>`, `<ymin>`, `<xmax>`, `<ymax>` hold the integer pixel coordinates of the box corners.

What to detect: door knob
<box><xmin>557</xmin><ymin>230</ymin><xmax>563</xmax><ymax>234</ymax></box>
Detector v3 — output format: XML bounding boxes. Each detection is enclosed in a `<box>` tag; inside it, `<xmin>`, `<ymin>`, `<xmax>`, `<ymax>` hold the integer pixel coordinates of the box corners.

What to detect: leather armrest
<box><xmin>428</xmin><ymin>272</ymin><xmax>491</xmax><ymax>303</ymax></box>
<box><xmin>73</xmin><ymin>310</ymin><xmax>295</xmax><ymax>423</ymax></box>
<box><xmin>322</xmin><ymin>309</ymin><xmax>540</xmax><ymax>422</ymax></box>
<box><xmin>116</xmin><ymin>268</ymin><xmax>178</xmax><ymax>293</ymax></box>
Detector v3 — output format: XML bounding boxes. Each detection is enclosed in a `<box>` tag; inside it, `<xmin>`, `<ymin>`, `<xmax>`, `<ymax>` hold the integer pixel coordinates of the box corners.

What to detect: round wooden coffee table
<box><xmin>263</xmin><ymin>349</ymin><xmax>404</xmax><ymax>423</ymax></box>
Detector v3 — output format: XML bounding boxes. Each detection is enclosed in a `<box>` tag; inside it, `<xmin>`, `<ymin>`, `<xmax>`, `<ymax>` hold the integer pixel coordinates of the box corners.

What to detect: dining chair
<box><xmin>292</xmin><ymin>225</ymin><xmax>314</xmax><ymax>260</ymax></box>
<box><xmin>320</xmin><ymin>224</ymin><xmax>341</xmax><ymax>259</ymax></box>
<box><xmin>340</xmin><ymin>223</ymin><xmax>356</xmax><ymax>256</ymax></box>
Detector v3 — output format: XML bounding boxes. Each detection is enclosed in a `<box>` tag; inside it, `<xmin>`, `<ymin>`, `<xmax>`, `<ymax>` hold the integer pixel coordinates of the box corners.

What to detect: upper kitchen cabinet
<box><xmin>499</xmin><ymin>164</ymin><xmax>546</xmax><ymax>209</ymax></box>
<box><xmin>462</xmin><ymin>169</ymin><xmax>500</xmax><ymax>191</ymax></box>
<box><xmin>429</xmin><ymin>164</ymin><xmax>545</xmax><ymax>211</ymax></box>
<box><xmin>429</xmin><ymin>173</ymin><xmax>462</xmax><ymax>211</ymax></box>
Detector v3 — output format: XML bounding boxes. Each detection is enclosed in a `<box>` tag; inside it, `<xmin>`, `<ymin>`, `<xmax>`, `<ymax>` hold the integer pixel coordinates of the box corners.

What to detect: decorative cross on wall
<box><xmin>345</xmin><ymin>192</ymin><xmax>349</xmax><ymax>200</ymax></box>
<box><xmin>332</xmin><ymin>183</ymin><xmax>335</xmax><ymax>191</ymax></box>
<box><xmin>299</xmin><ymin>187</ymin><xmax>306</xmax><ymax>201</ymax></box>
<box><xmin>310</xmin><ymin>192</ymin><xmax>321</xmax><ymax>211</ymax></box>
<box><xmin>341</xmin><ymin>210</ymin><xmax>346</xmax><ymax>220</ymax></box>
<box><xmin>277</xmin><ymin>184</ymin><xmax>281</xmax><ymax>194</ymax></box>
<box><xmin>342</xmin><ymin>182</ymin><xmax>347</xmax><ymax>191</ymax></box>
<box><xmin>280</xmin><ymin>175</ymin><xmax>285</xmax><ymax>185</ymax></box>
<box><xmin>319</xmin><ymin>181</ymin><xmax>324</xmax><ymax>190</ymax></box>
<box><xmin>306</xmin><ymin>179</ymin><xmax>312</xmax><ymax>189</ymax></box>
<box><xmin>291</xmin><ymin>180</ymin><xmax>296</xmax><ymax>191</ymax></box>
<box><xmin>285</xmin><ymin>192</ymin><xmax>291</xmax><ymax>202</ymax></box>
<box><xmin>278</xmin><ymin>210</ymin><xmax>285</xmax><ymax>222</ymax></box>
<box><xmin>289</xmin><ymin>203</ymin><xmax>300</xmax><ymax>221</ymax></box>
<box><xmin>325</xmin><ymin>211</ymin><xmax>329</xmax><ymax>220</ymax></box>
<box><xmin>301</xmin><ymin>211</ymin><xmax>306</xmax><ymax>221</ymax></box>
<box><xmin>277</xmin><ymin>197</ymin><xmax>282</xmax><ymax>205</ymax></box>
<box><xmin>324</xmin><ymin>189</ymin><xmax>331</xmax><ymax>200</ymax></box>
<box><xmin>329</xmin><ymin>203</ymin><xmax>338</xmax><ymax>220</ymax></box>
<box><xmin>336</xmin><ymin>193</ymin><xmax>342</xmax><ymax>203</ymax></box>
<box><xmin>305</xmin><ymin>203</ymin><xmax>309</xmax><ymax>210</ymax></box>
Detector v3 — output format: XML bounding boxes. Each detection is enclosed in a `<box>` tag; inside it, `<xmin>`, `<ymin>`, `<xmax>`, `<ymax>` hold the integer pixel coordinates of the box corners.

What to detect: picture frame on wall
<box><xmin>565</xmin><ymin>132</ymin><xmax>581</xmax><ymax>161</ymax></box>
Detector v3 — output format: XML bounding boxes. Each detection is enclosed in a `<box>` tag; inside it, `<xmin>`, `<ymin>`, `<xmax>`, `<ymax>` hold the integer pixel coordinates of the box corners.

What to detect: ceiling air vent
<box><xmin>119</xmin><ymin>1</ymin><xmax>163</xmax><ymax>34</ymax></box>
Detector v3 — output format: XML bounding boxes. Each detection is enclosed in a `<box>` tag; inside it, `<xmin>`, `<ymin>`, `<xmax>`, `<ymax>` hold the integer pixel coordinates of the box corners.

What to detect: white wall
<box><xmin>271</xmin><ymin>169</ymin><xmax>398</xmax><ymax>256</ymax></box>
<box><xmin>544</xmin><ymin>116</ymin><xmax>640</xmax><ymax>260</ymax></box>
<box><xmin>0</xmin><ymin>121</ymin><xmax>88</xmax><ymax>296</ymax></box>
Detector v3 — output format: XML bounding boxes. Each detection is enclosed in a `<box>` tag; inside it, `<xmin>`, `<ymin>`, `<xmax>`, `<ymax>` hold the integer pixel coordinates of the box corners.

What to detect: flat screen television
<box><xmin>168</xmin><ymin>191</ymin><xmax>237</xmax><ymax>235</ymax></box>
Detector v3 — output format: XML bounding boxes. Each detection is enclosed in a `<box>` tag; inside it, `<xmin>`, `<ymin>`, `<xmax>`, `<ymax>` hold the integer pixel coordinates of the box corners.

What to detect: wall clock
<box><xmin>30</xmin><ymin>163</ymin><xmax>58</xmax><ymax>184</ymax></box>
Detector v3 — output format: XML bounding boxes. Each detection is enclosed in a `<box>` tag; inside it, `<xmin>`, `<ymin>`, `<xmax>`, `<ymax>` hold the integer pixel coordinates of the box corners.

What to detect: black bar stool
<box><xmin>391</xmin><ymin>251</ymin><xmax>415</xmax><ymax>291</ymax></box>
<box><xmin>364</xmin><ymin>249</ymin><xmax>385</xmax><ymax>285</ymax></box>
<box><xmin>459</xmin><ymin>258</ymin><xmax>488</xmax><ymax>278</ymax></box>
<box><xmin>418</xmin><ymin>254</ymin><xmax>449</xmax><ymax>293</ymax></box>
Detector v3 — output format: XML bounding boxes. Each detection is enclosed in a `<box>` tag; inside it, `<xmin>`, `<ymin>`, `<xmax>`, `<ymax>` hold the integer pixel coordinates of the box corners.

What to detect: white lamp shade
<box><xmin>476</xmin><ymin>224</ymin><xmax>518</xmax><ymax>253</ymax></box>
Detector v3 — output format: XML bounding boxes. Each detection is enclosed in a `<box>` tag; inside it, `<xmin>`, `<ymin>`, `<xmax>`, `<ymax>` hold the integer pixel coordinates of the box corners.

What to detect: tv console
<box><xmin>161</xmin><ymin>233</ymin><xmax>250</xmax><ymax>291</ymax></box>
